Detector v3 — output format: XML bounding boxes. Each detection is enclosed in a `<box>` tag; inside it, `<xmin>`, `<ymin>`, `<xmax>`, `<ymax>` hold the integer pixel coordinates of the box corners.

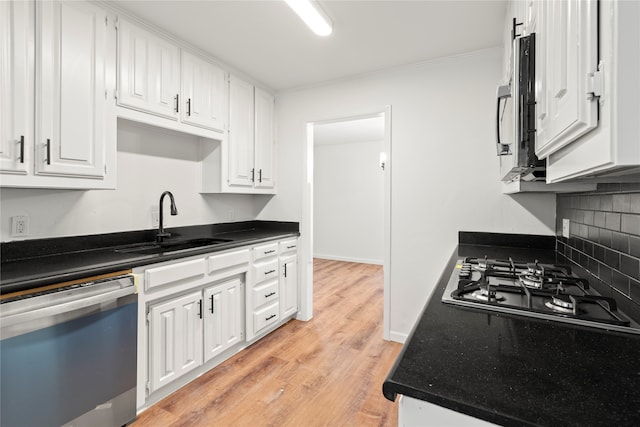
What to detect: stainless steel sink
<box><xmin>114</xmin><ymin>238</ymin><xmax>231</xmax><ymax>254</ymax></box>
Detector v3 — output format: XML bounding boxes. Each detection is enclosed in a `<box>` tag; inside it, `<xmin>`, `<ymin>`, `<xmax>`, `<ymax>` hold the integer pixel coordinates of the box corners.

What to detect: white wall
<box><xmin>258</xmin><ymin>47</ymin><xmax>556</xmax><ymax>341</ymax></box>
<box><xmin>314</xmin><ymin>138</ymin><xmax>384</xmax><ymax>264</ymax></box>
<box><xmin>0</xmin><ymin>119</ymin><xmax>265</xmax><ymax>241</ymax></box>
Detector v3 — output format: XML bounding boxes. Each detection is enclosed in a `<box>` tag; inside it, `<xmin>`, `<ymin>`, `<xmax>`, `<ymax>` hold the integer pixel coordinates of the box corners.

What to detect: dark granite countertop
<box><xmin>1</xmin><ymin>221</ymin><xmax>299</xmax><ymax>295</ymax></box>
<box><xmin>383</xmin><ymin>232</ymin><xmax>640</xmax><ymax>427</ymax></box>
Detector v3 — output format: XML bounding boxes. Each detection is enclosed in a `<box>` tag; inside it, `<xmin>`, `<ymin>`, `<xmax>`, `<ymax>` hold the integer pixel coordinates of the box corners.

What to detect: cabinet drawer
<box><xmin>253</xmin><ymin>258</ymin><xmax>279</xmax><ymax>284</ymax></box>
<box><xmin>145</xmin><ymin>258</ymin><xmax>205</xmax><ymax>291</ymax></box>
<box><xmin>279</xmin><ymin>239</ymin><xmax>298</xmax><ymax>254</ymax></box>
<box><xmin>206</xmin><ymin>249</ymin><xmax>250</xmax><ymax>273</ymax></box>
<box><xmin>253</xmin><ymin>302</ymin><xmax>279</xmax><ymax>333</ymax></box>
<box><xmin>253</xmin><ymin>242</ymin><xmax>278</xmax><ymax>261</ymax></box>
<box><xmin>253</xmin><ymin>280</ymin><xmax>278</xmax><ymax>309</ymax></box>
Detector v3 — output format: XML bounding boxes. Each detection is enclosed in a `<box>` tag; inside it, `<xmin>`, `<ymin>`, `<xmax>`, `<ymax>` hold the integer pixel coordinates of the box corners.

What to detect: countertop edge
<box><xmin>1</xmin><ymin>230</ymin><xmax>299</xmax><ymax>294</ymax></box>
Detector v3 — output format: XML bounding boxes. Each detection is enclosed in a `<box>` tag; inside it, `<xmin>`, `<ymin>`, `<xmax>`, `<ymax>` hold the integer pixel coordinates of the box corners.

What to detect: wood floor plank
<box><xmin>132</xmin><ymin>259</ymin><xmax>402</xmax><ymax>426</ymax></box>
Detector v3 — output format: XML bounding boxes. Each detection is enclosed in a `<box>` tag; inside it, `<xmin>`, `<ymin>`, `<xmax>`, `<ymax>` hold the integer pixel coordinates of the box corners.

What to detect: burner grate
<box><xmin>442</xmin><ymin>257</ymin><xmax>639</xmax><ymax>333</ymax></box>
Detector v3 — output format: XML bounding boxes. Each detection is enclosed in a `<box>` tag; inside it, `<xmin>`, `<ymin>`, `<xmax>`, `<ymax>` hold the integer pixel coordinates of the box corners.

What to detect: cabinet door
<box><xmin>0</xmin><ymin>0</ymin><xmax>32</xmax><ymax>175</ymax></box>
<box><xmin>254</xmin><ymin>87</ymin><xmax>275</xmax><ymax>190</ymax></box>
<box><xmin>148</xmin><ymin>291</ymin><xmax>203</xmax><ymax>393</ymax></box>
<box><xmin>203</xmin><ymin>277</ymin><xmax>243</xmax><ymax>362</ymax></box>
<box><xmin>535</xmin><ymin>0</ymin><xmax>598</xmax><ymax>159</ymax></box>
<box><xmin>117</xmin><ymin>19</ymin><xmax>180</xmax><ymax>120</ymax></box>
<box><xmin>35</xmin><ymin>0</ymin><xmax>108</xmax><ymax>178</ymax></box>
<box><xmin>181</xmin><ymin>51</ymin><xmax>227</xmax><ymax>133</ymax></box>
<box><xmin>280</xmin><ymin>254</ymin><xmax>298</xmax><ymax>318</ymax></box>
<box><xmin>228</xmin><ymin>75</ymin><xmax>255</xmax><ymax>187</ymax></box>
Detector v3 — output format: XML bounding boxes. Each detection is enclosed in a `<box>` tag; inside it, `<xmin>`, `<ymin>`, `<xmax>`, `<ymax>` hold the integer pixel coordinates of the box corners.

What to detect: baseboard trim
<box><xmin>389</xmin><ymin>330</ymin><xmax>408</xmax><ymax>344</ymax></box>
<box><xmin>313</xmin><ymin>254</ymin><xmax>383</xmax><ymax>265</ymax></box>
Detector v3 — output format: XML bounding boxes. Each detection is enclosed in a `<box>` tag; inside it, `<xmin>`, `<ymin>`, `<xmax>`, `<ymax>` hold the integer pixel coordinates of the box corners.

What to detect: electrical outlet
<box><xmin>151</xmin><ymin>209</ymin><xmax>159</xmax><ymax>226</ymax></box>
<box><xmin>228</xmin><ymin>209</ymin><xmax>236</xmax><ymax>221</ymax></box>
<box><xmin>11</xmin><ymin>215</ymin><xmax>30</xmax><ymax>237</ymax></box>
<box><xmin>562</xmin><ymin>218</ymin><xmax>570</xmax><ymax>238</ymax></box>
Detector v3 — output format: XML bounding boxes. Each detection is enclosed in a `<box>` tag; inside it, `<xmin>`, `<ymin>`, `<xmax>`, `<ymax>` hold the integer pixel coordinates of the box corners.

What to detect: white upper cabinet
<box><xmin>545</xmin><ymin>0</ymin><xmax>640</xmax><ymax>181</ymax></box>
<box><xmin>228</xmin><ymin>75</ymin><xmax>256</xmax><ymax>188</ymax></box>
<box><xmin>254</xmin><ymin>87</ymin><xmax>275</xmax><ymax>190</ymax></box>
<box><xmin>36</xmin><ymin>0</ymin><xmax>109</xmax><ymax>178</ymax></box>
<box><xmin>116</xmin><ymin>18</ymin><xmax>228</xmax><ymax>139</ymax></box>
<box><xmin>226</xmin><ymin>76</ymin><xmax>276</xmax><ymax>193</ymax></box>
<box><xmin>0</xmin><ymin>0</ymin><xmax>32</xmax><ymax>175</ymax></box>
<box><xmin>117</xmin><ymin>18</ymin><xmax>180</xmax><ymax>120</ymax></box>
<box><xmin>181</xmin><ymin>51</ymin><xmax>227</xmax><ymax>133</ymax></box>
<box><xmin>534</xmin><ymin>0</ymin><xmax>598</xmax><ymax>159</ymax></box>
<box><xmin>1</xmin><ymin>0</ymin><xmax>116</xmax><ymax>189</ymax></box>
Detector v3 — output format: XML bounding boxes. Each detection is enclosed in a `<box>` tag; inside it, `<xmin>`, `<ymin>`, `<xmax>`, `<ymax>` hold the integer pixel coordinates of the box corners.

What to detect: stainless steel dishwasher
<box><xmin>0</xmin><ymin>273</ymin><xmax>137</xmax><ymax>427</ymax></box>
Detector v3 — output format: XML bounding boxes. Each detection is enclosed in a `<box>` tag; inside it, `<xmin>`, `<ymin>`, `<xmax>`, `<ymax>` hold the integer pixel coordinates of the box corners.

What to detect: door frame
<box><xmin>301</xmin><ymin>105</ymin><xmax>392</xmax><ymax>340</ymax></box>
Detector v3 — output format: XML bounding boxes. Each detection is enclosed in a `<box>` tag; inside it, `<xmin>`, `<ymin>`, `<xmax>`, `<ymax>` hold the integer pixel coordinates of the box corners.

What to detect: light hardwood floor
<box><xmin>132</xmin><ymin>258</ymin><xmax>402</xmax><ymax>427</ymax></box>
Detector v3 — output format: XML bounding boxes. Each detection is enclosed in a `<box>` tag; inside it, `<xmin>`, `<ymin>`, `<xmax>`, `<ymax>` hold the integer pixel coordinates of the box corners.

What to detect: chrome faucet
<box><xmin>157</xmin><ymin>191</ymin><xmax>178</xmax><ymax>242</ymax></box>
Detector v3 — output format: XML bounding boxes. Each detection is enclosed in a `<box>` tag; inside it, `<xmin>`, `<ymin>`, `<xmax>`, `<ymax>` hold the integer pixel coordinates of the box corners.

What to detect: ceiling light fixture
<box><xmin>284</xmin><ymin>0</ymin><xmax>333</xmax><ymax>36</ymax></box>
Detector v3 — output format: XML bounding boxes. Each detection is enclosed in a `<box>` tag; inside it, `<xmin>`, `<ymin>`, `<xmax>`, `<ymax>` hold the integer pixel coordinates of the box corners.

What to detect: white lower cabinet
<box><xmin>399</xmin><ymin>395</ymin><xmax>496</xmax><ymax>426</ymax></box>
<box><xmin>279</xmin><ymin>239</ymin><xmax>298</xmax><ymax>319</ymax></box>
<box><xmin>137</xmin><ymin>239</ymin><xmax>298</xmax><ymax>409</ymax></box>
<box><xmin>148</xmin><ymin>291</ymin><xmax>203</xmax><ymax>393</ymax></box>
<box><xmin>248</xmin><ymin>242</ymin><xmax>280</xmax><ymax>339</ymax></box>
<box><xmin>203</xmin><ymin>277</ymin><xmax>243</xmax><ymax>362</ymax></box>
<box><xmin>246</xmin><ymin>238</ymin><xmax>299</xmax><ymax>340</ymax></box>
<box><xmin>253</xmin><ymin>302</ymin><xmax>280</xmax><ymax>334</ymax></box>
<box><xmin>147</xmin><ymin>277</ymin><xmax>243</xmax><ymax>394</ymax></box>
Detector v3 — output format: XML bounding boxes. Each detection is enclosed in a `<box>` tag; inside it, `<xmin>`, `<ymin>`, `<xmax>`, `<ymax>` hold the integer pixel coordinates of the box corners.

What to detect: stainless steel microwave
<box><xmin>496</xmin><ymin>33</ymin><xmax>544</xmax><ymax>182</ymax></box>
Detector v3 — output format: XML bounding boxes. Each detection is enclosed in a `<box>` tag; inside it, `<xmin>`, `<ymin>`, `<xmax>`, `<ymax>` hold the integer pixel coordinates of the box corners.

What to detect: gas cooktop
<box><xmin>442</xmin><ymin>256</ymin><xmax>640</xmax><ymax>334</ymax></box>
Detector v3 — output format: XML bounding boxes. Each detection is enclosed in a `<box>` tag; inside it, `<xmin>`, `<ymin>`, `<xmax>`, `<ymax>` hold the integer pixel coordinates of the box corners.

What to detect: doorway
<box><xmin>303</xmin><ymin>106</ymin><xmax>391</xmax><ymax>339</ymax></box>
<box><xmin>313</xmin><ymin>115</ymin><xmax>385</xmax><ymax>264</ymax></box>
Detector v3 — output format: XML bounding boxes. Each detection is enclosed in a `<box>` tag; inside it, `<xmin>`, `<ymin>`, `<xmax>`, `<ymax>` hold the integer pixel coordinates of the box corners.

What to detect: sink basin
<box><xmin>114</xmin><ymin>238</ymin><xmax>232</xmax><ymax>254</ymax></box>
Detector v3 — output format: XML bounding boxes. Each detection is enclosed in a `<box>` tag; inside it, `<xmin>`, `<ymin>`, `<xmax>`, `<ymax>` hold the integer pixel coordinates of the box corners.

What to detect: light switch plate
<box><xmin>562</xmin><ymin>218</ymin><xmax>570</xmax><ymax>238</ymax></box>
<box><xmin>151</xmin><ymin>208</ymin><xmax>159</xmax><ymax>226</ymax></box>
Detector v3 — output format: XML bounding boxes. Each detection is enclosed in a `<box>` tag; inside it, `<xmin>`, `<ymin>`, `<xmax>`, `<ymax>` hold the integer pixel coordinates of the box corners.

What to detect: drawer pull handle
<box><xmin>264</xmin><ymin>250</ymin><xmax>276</xmax><ymax>255</ymax></box>
<box><xmin>19</xmin><ymin>135</ymin><xmax>25</xmax><ymax>163</ymax></box>
<box><xmin>45</xmin><ymin>139</ymin><xmax>51</xmax><ymax>165</ymax></box>
<box><xmin>210</xmin><ymin>295</ymin><xmax>215</xmax><ymax>313</ymax></box>
<box><xmin>286</xmin><ymin>245</ymin><xmax>296</xmax><ymax>249</ymax></box>
<box><xmin>265</xmin><ymin>291</ymin><xmax>276</xmax><ymax>298</ymax></box>
<box><xmin>198</xmin><ymin>300</ymin><xmax>203</xmax><ymax>319</ymax></box>
<box><xmin>265</xmin><ymin>314</ymin><xmax>276</xmax><ymax>321</ymax></box>
<box><xmin>265</xmin><ymin>269</ymin><xmax>276</xmax><ymax>275</ymax></box>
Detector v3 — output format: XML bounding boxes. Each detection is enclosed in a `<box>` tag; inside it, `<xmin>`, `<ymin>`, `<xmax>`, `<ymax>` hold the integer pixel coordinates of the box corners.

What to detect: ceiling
<box><xmin>111</xmin><ymin>0</ymin><xmax>507</xmax><ymax>92</ymax></box>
